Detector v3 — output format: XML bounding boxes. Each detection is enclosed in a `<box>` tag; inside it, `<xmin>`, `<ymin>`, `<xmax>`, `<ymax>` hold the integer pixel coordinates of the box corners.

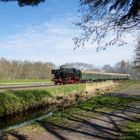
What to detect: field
<box><xmin>0</xmin><ymin>80</ymin><xmax>139</xmax><ymax>140</ymax></box>
<box><xmin>0</xmin><ymin>80</ymin><xmax>140</xmax><ymax>140</ymax></box>
<box><xmin>0</xmin><ymin>79</ymin><xmax>52</xmax><ymax>87</ymax></box>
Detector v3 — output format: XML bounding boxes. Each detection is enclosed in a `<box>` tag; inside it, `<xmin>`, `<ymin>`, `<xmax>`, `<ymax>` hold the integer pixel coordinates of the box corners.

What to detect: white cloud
<box><xmin>0</xmin><ymin>15</ymin><xmax>135</xmax><ymax>66</ymax></box>
<box><xmin>0</xmin><ymin>16</ymin><xmax>79</xmax><ymax>51</ymax></box>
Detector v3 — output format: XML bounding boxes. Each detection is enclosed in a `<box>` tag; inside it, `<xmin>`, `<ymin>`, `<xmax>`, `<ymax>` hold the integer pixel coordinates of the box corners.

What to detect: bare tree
<box><xmin>102</xmin><ymin>65</ymin><xmax>115</xmax><ymax>73</ymax></box>
<box><xmin>134</xmin><ymin>40</ymin><xmax>140</xmax><ymax>71</ymax></box>
<box><xmin>74</xmin><ymin>0</ymin><xmax>140</xmax><ymax>50</ymax></box>
<box><xmin>115</xmin><ymin>60</ymin><xmax>130</xmax><ymax>74</ymax></box>
<box><xmin>0</xmin><ymin>58</ymin><xmax>55</xmax><ymax>80</ymax></box>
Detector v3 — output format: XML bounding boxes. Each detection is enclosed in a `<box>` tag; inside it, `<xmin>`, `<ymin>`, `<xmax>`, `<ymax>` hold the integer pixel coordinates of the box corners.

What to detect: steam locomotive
<box><xmin>51</xmin><ymin>66</ymin><xmax>130</xmax><ymax>85</ymax></box>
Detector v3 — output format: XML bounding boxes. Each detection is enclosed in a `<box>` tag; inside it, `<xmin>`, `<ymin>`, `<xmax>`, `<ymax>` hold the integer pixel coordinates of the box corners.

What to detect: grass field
<box><xmin>122</xmin><ymin>117</ymin><xmax>140</xmax><ymax>140</ymax></box>
<box><xmin>0</xmin><ymin>79</ymin><xmax>52</xmax><ymax>84</ymax></box>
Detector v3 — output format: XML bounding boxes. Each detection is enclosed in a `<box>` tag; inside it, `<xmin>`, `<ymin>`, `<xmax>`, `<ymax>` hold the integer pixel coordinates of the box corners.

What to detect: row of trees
<box><xmin>63</xmin><ymin>61</ymin><xmax>139</xmax><ymax>77</ymax></box>
<box><xmin>101</xmin><ymin>38</ymin><xmax>140</xmax><ymax>77</ymax></box>
<box><xmin>0</xmin><ymin>38</ymin><xmax>140</xmax><ymax>80</ymax></box>
<box><xmin>0</xmin><ymin>58</ymin><xmax>139</xmax><ymax>80</ymax></box>
<box><xmin>102</xmin><ymin>61</ymin><xmax>132</xmax><ymax>74</ymax></box>
<box><xmin>63</xmin><ymin>58</ymin><xmax>140</xmax><ymax>79</ymax></box>
<box><xmin>0</xmin><ymin>58</ymin><xmax>55</xmax><ymax>80</ymax></box>
<box><xmin>102</xmin><ymin>60</ymin><xmax>140</xmax><ymax>79</ymax></box>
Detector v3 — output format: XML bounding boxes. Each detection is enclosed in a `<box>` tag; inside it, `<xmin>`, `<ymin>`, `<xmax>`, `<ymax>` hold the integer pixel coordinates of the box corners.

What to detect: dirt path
<box><xmin>1</xmin><ymin>82</ymin><xmax>140</xmax><ymax>140</ymax></box>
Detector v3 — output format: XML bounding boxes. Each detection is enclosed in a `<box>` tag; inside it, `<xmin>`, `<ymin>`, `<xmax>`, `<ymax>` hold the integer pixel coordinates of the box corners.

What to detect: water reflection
<box><xmin>0</xmin><ymin>105</ymin><xmax>57</xmax><ymax>132</ymax></box>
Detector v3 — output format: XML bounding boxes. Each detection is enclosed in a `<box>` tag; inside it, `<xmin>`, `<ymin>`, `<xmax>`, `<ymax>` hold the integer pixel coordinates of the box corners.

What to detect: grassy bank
<box><xmin>0</xmin><ymin>84</ymin><xmax>85</xmax><ymax>117</ymax></box>
<box><xmin>0</xmin><ymin>81</ymin><xmax>117</xmax><ymax>118</ymax></box>
<box><xmin>43</xmin><ymin>94</ymin><xmax>140</xmax><ymax>125</ymax></box>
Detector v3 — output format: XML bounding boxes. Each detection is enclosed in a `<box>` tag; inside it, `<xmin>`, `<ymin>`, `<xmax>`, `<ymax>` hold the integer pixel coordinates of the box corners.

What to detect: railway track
<box><xmin>0</xmin><ymin>83</ymin><xmax>54</xmax><ymax>93</ymax></box>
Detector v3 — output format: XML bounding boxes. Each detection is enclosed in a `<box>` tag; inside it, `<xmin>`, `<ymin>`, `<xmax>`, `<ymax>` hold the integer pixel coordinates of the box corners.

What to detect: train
<box><xmin>51</xmin><ymin>66</ymin><xmax>130</xmax><ymax>85</ymax></box>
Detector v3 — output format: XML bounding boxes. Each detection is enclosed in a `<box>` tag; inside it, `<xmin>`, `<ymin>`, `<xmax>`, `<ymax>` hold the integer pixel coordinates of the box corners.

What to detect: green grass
<box><xmin>79</xmin><ymin>95</ymin><xmax>140</xmax><ymax>111</ymax></box>
<box><xmin>121</xmin><ymin>116</ymin><xmax>140</xmax><ymax>140</ymax></box>
<box><xmin>114</xmin><ymin>80</ymin><xmax>137</xmax><ymax>92</ymax></box>
<box><xmin>41</xmin><ymin>81</ymin><xmax>140</xmax><ymax>139</ymax></box>
<box><xmin>0</xmin><ymin>84</ymin><xmax>86</xmax><ymax>117</ymax></box>
<box><xmin>0</xmin><ymin>79</ymin><xmax>52</xmax><ymax>85</ymax></box>
<box><xmin>43</xmin><ymin>84</ymin><xmax>86</xmax><ymax>97</ymax></box>
<box><xmin>43</xmin><ymin>94</ymin><xmax>140</xmax><ymax>125</ymax></box>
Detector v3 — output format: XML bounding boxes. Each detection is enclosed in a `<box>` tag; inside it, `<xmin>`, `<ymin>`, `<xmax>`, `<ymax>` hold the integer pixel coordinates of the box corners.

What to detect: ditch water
<box><xmin>0</xmin><ymin>105</ymin><xmax>57</xmax><ymax>133</ymax></box>
<box><xmin>0</xmin><ymin>91</ymin><xmax>91</xmax><ymax>134</ymax></box>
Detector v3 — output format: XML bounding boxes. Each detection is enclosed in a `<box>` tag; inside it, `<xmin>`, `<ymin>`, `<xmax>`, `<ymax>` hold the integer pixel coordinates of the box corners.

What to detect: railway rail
<box><xmin>0</xmin><ymin>83</ymin><xmax>54</xmax><ymax>93</ymax></box>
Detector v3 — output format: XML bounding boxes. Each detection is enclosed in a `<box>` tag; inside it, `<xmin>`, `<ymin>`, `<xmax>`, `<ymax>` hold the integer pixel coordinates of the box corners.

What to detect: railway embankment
<box><xmin>0</xmin><ymin>81</ymin><xmax>118</xmax><ymax>118</ymax></box>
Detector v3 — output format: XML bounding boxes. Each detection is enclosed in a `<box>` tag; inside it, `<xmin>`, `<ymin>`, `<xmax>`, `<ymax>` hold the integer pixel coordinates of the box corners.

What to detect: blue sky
<box><xmin>0</xmin><ymin>0</ymin><xmax>135</xmax><ymax>67</ymax></box>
